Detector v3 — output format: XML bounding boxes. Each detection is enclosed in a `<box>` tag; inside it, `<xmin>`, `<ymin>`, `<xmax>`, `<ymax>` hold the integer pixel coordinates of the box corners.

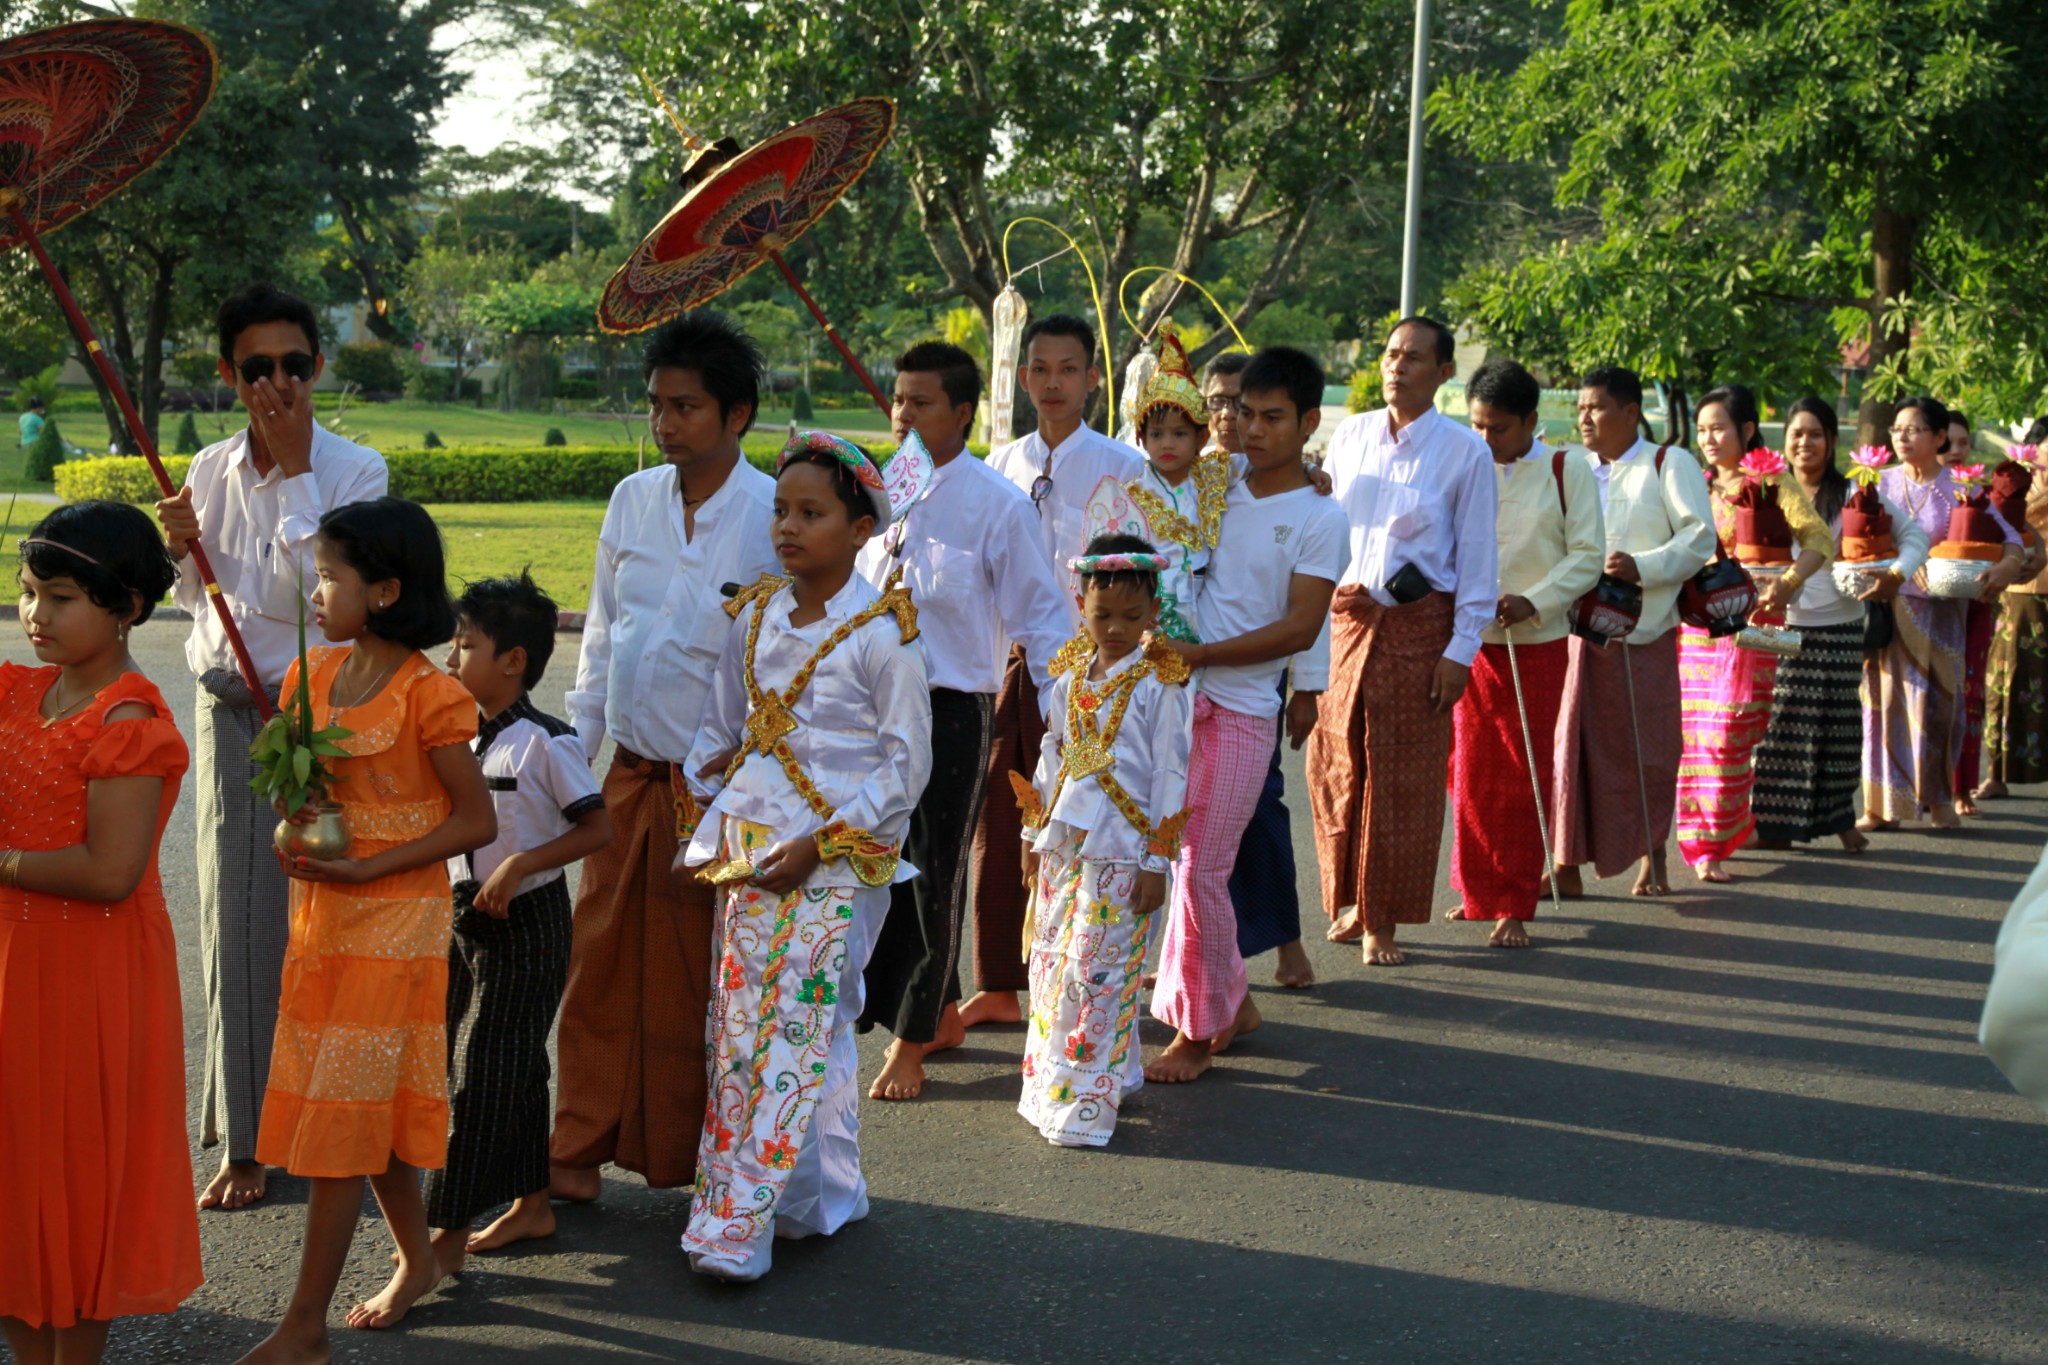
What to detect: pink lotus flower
<box><xmin>1739</xmin><ymin>448</ymin><xmax>1787</xmax><ymax>479</ymax></box>
<box><xmin>1848</xmin><ymin>445</ymin><xmax>1891</xmax><ymax>485</ymax></box>
<box><xmin>1955</xmin><ymin>462</ymin><xmax>1987</xmax><ymax>485</ymax></box>
<box><xmin>2011</xmin><ymin>443</ymin><xmax>2042</xmax><ymax>466</ymax></box>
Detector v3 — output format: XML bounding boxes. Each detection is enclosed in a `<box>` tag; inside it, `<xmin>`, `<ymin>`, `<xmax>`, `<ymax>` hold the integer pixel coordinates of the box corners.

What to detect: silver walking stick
<box><xmin>1503</xmin><ymin>621</ymin><xmax>1563</xmax><ymax>915</ymax></box>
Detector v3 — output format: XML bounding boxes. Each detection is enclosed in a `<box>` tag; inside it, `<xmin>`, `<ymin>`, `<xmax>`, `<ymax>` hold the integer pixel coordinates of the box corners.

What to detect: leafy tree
<box><xmin>1433</xmin><ymin>0</ymin><xmax>2048</xmax><ymax>441</ymax></box>
<box><xmin>400</xmin><ymin>241</ymin><xmax>525</xmax><ymax>403</ymax></box>
<box><xmin>526</xmin><ymin>0</ymin><xmax>1495</xmax><ymax>389</ymax></box>
<box><xmin>174</xmin><ymin>411</ymin><xmax>203</xmax><ymax>455</ymax></box>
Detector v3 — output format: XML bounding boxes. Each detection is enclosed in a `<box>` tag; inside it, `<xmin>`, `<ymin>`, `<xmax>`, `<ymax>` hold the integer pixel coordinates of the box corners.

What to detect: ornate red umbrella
<box><xmin>599</xmin><ymin>97</ymin><xmax>898</xmax><ymax>417</ymax></box>
<box><xmin>0</xmin><ymin>20</ymin><xmax>271</xmax><ymax>714</ymax></box>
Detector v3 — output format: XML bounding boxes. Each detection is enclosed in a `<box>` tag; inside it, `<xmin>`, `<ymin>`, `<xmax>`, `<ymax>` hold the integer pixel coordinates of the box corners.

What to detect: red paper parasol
<box><xmin>599</xmin><ymin>97</ymin><xmax>897</xmax><ymax>416</ymax></box>
<box><xmin>0</xmin><ymin>21</ymin><xmax>270</xmax><ymax>714</ymax></box>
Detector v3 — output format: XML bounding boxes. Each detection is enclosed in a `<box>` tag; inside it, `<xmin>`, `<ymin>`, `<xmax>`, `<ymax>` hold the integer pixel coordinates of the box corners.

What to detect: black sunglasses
<box><xmin>238</xmin><ymin>352</ymin><xmax>317</xmax><ymax>386</ymax></box>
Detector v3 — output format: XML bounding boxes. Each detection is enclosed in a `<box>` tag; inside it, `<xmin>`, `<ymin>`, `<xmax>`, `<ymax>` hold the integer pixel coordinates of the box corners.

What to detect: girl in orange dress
<box><xmin>238</xmin><ymin>498</ymin><xmax>494</xmax><ymax>1365</ymax></box>
<box><xmin>1</xmin><ymin>501</ymin><xmax>197</xmax><ymax>1365</ymax></box>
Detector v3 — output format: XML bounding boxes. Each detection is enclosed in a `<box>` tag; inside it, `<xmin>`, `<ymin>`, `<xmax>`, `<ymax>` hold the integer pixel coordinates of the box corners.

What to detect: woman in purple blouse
<box><xmin>1862</xmin><ymin>396</ymin><xmax>2023</xmax><ymax>830</ymax></box>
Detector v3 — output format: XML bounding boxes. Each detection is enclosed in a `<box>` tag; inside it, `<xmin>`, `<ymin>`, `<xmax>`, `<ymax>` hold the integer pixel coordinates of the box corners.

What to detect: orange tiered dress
<box><xmin>254</xmin><ymin>646</ymin><xmax>476</xmax><ymax>1177</ymax></box>
<box><xmin>0</xmin><ymin>664</ymin><xmax>201</xmax><ymax>1328</ymax></box>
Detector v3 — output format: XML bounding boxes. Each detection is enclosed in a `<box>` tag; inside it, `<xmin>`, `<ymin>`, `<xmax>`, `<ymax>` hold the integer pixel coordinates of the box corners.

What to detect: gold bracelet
<box><xmin>0</xmin><ymin>849</ymin><xmax>21</xmax><ymax>888</ymax></box>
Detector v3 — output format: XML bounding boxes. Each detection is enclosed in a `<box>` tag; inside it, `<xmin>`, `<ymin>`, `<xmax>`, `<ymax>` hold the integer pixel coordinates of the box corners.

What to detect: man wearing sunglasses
<box><xmin>155</xmin><ymin>282</ymin><xmax>387</xmax><ymax>1216</ymax></box>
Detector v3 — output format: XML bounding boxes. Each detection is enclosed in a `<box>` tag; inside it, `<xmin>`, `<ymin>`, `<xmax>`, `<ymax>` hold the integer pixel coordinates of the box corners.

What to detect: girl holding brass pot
<box><xmin>238</xmin><ymin>497</ymin><xmax>494</xmax><ymax>1364</ymax></box>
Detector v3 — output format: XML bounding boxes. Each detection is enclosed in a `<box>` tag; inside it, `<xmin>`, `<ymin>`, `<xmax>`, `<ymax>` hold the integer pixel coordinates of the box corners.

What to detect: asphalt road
<box><xmin>11</xmin><ymin>619</ymin><xmax>2048</xmax><ymax>1363</ymax></box>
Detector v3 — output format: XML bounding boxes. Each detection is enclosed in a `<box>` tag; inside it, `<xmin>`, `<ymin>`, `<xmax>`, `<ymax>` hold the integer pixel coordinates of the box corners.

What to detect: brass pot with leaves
<box><xmin>249</xmin><ymin>571</ymin><xmax>354</xmax><ymax>857</ymax></box>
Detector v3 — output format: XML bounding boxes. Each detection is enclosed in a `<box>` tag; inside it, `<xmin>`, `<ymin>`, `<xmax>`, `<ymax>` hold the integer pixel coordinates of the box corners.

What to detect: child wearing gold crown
<box><xmin>675</xmin><ymin>430</ymin><xmax>934</xmax><ymax>1280</ymax></box>
<box><xmin>1126</xmin><ymin>325</ymin><xmax>1232</xmax><ymax>643</ymax></box>
<box><xmin>1014</xmin><ymin>482</ymin><xmax>1192</xmax><ymax>1146</ymax></box>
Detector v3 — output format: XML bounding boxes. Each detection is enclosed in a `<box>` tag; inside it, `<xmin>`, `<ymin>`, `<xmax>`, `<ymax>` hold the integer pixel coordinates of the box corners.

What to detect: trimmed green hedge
<box><xmin>54</xmin><ymin>433</ymin><xmax>991</xmax><ymax>505</ymax></box>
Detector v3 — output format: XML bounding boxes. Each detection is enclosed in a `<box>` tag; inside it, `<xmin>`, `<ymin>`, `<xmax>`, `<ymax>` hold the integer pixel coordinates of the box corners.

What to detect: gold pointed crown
<box><xmin>1135</xmin><ymin>323</ymin><xmax>1207</xmax><ymax>430</ymax></box>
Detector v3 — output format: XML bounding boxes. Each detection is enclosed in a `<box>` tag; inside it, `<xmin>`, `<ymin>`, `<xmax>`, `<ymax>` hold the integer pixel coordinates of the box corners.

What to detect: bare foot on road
<box><xmin>1838</xmin><ymin>828</ymin><xmax>1869</xmax><ymax>854</ymax></box>
<box><xmin>548</xmin><ymin>1163</ymin><xmax>601</xmax><ymax>1203</ymax></box>
<box><xmin>428</xmin><ymin>1227</ymin><xmax>467</xmax><ymax>1278</ymax></box>
<box><xmin>1693</xmin><ymin>859</ymin><xmax>1732</xmax><ymax>883</ymax></box>
<box><xmin>1272</xmin><ymin>940</ymin><xmax>1315</xmax><ymax>988</ymax></box>
<box><xmin>1364</xmin><ymin>928</ymin><xmax>1405</xmax><ymax>965</ymax></box>
<box><xmin>345</xmin><ymin>1258</ymin><xmax>440</xmax><ymax>1331</ymax></box>
<box><xmin>1210</xmin><ymin>997</ymin><xmax>1263</xmax><ymax>1055</ymax></box>
<box><xmin>200</xmin><ymin>1158</ymin><xmax>266</xmax><ymax>1211</ymax></box>
<box><xmin>1326</xmin><ymin>912</ymin><xmax>1363</xmax><ymax>944</ymax></box>
<box><xmin>469</xmin><ymin>1193</ymin><xmax>557</xmax><ymax>1253</ymax></box>
<box><xmin>1144</xmin><ymin>1031</ymin><xmax>1214</xmax><ymax>1083</ymax></box>
<box><xmin>1488</xmin><ymin>919</ymin><xmax>1530</xmax><ymax>949</ymax></box>
<box><xmin>1539</xmin><ymin>864</ymin><xmax>1584</xmax><ymax>899</ymax></box>
<box><xmin>869</xmin><ymin>1039</ymin><xmax>932</xmax><ymax>1100</ymax></box>
<box><xmin>957</xmin><ymin>990</ymin><xmax>1022</xmax><ymax>1028</ymax></box>
<box><xmin>1631</xmin><ymin>852</ymin><xmax>1670</xmax><ymax>897</ymax></box>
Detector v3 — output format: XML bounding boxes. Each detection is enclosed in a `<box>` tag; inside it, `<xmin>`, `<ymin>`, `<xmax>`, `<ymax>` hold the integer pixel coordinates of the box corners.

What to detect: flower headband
<box><xmin>1070</xmin><ymin>551</ymin><xmax>1169</xmax><ymax>576</ymax></box>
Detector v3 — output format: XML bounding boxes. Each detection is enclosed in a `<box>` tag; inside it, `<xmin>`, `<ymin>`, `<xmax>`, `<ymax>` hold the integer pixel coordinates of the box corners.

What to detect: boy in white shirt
<box><xmin>425</xmin><ymin>573</ymin><xmax>612</xmax><ymax>1270</ymax></box>
<box><xmin>1149</xmin><ymin>347</ymin><xmax>1350</xmax><ymax>1083</ymax></box>
<box><xmin>552</xmin><ymin>312</ymin><xmax>780</xmax><ymax>1203</ymax></box>
<box><xmin>855</xmin><ymin>342</ymin><xmax>1068</xmax><ymax>1101</ymax></box>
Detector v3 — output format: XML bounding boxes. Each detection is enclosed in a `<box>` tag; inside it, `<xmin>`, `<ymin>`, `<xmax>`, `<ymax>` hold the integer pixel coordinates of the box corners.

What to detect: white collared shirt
<box><xmin>448</xmin><ymin>696</ymin><xmax>605</xmax><ymax>897</ymax></box>
<box><xmin>1584</xmin><ymin>438</ymin><xmax>1717</xmax><ymax>642</ymax></box>
<box><xmin>683</xmin><ymin>574</ymin><xmax>933</xmax><ymax>888</ymax></box>
<box><xmin>1322</xmin><ymin>406</ymin><xmax>1499</xmax><ymax>666</ymax></box>
<box><xmin>566</xmin><ymin>460</ymin><xmax>779</xmax><ymax>763</ymax></box>
<box><xmin>855</xmin><ymin>452</ymin><xmax>1068</xmax><ymax>707</ymax></box>
<box><xmin>987</xmin><ymin>423</ymin><xmax>1144</xmax><ymax>629</ymax></box>
<box><xmin>1195</xmin><ymin>483</ymin><xmax>1351</xmax><ymax>717</ymax></box>
<box><xmin>1487</xmin><ymin>440</ymin><xmax>1606</xmax><ymax>646</ymax></box>
<box><xmin>1028</xmin><ymin>647</ymin><xmax>1193</xmax><ymax>873</ymax></box>
<box><xmin>173</xmin><ymin>422</ymin><xmax>388</xmax><ymax>689</ymax></box>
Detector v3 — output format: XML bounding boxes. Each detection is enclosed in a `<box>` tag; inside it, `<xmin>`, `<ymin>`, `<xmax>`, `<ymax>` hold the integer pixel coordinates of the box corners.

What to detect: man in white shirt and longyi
<box><xmin>551</xmin><ymin>313</ymin><xmax>780</xmax><ymax>1204</ymax></box>
<box><xmin>1309</xmin><ymin>317</ymin><xmax>1499</xmax><ymax>968</ymax></box>
<box><xmin>156</xmin><ymin>284</ymin><xmax>387</xmax><ymax>1214</ymax></box>
<box><xmin>854</xmin><ymin>341</ymin><xmax>1069</xmax><ymax>1101</ymax></box>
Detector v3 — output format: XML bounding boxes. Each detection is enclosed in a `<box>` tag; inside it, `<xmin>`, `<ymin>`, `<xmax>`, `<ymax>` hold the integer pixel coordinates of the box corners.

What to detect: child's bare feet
<box><xmin>1209</xmin><ymin>996</ymin><xmax>1262</xmax><ymax>1055</ymax></box>
<box><xmin>548</xmin><ymin>1163</ymin><xmax>601</xmax><ymax>1202</ymax></box>
<box><xmin>1955</xmin><ymin>795</ymin><xmax>1982</xmax><ymax>818</ymax></box>
<box><xmin>1631</xmin><ymin>850</ymin><xmax>1670</xmax><ymax>896</ymax></box>
<box><xmin>1326</xmin><ymin>911</ymin><xmax>1364</xmax><ymax>944</ymax></box>
<box><xmin>1692</xmin><ymin>859</ymin><xmax>1732</xmax><ymax>883</ymax></box>
<box><xmin>345</xmin><ymin>1255</ymin><xmax>440</xmax><ymax>1331</ymax></box>
<box><xmin>1838</xmin><ymin>828</ymin><xmax>1869</xmax><ymax>854</ymax></box>
<box><xmin>468</xmin><ymin>1192</ymin><xmax>556</xmax><ymax>1253</ymax></box>
<box><xmin>1363</xmin><ymin>927</ymin><xmax>1405</xmax><ymax>965</ymax></box>
<box><xmin>200</xmin><ymin>1157</ymin><xmax>267</xmax><ymax>1211</ymax></box>
<box><xmin>869</xmin><ymin>1038</ymin><xmax>932</xmax><ymax>1100</ymax></box>
<box><xmin>1144</xmin><ymin>1030</ymin><xmax>1213</xmax><ymax>1083</ymax></box>
<box><xmin>1488</xmin><ymin>919</ymin><xmax>1530</xmax><ymax>949</ymax></box>
<box><xmin>1272</xmin><ymin>939</ymin><xmax>1315</xmax><ymax>988</ymax></box>
<box><xmin>957</xmin><ymin>990</ymin><xmax>1022</xmax><ymax>1028</ymax></box>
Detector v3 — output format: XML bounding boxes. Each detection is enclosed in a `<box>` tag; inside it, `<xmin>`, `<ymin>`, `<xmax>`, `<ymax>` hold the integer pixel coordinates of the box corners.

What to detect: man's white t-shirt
<box><xmin>1195</xmin><ymin>483</ymin><xmax>1351</xmax><ymax>718</ymax></box>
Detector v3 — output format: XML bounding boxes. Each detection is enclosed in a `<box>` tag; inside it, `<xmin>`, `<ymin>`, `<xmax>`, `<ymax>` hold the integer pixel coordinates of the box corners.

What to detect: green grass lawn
<box><xmin>426</xmin><ymin>500</ymin><xmax>607</xmax><ymax>610</ymax></box>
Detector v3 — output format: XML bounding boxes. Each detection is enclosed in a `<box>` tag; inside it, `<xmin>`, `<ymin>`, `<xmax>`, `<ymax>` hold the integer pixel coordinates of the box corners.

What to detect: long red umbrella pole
<box><xmin>766</xmin><ymin>249</ymin><xmax>891</xmax><ymax>420</ymax></box>
<box><xmin>8</xmin><ymin>201</ymin><xmax>273</xmax><ymax>718</ymax></box>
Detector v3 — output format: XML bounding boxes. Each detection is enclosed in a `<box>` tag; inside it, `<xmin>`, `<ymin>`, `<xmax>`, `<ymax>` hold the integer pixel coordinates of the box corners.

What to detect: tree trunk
<box><xmin>1859</xmin><ymin>193</ymin><xmax>1918</xmax><ymax>448</ymax></box>
<box><xmin>140</xmin><ymin>250</ymin><xmax>176</xmax><ymax>447</ymax></box>
<box><xmin>335</xmin><ymin>196</ymin><xmax>399</xmax><ymax>343</ymax></box>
